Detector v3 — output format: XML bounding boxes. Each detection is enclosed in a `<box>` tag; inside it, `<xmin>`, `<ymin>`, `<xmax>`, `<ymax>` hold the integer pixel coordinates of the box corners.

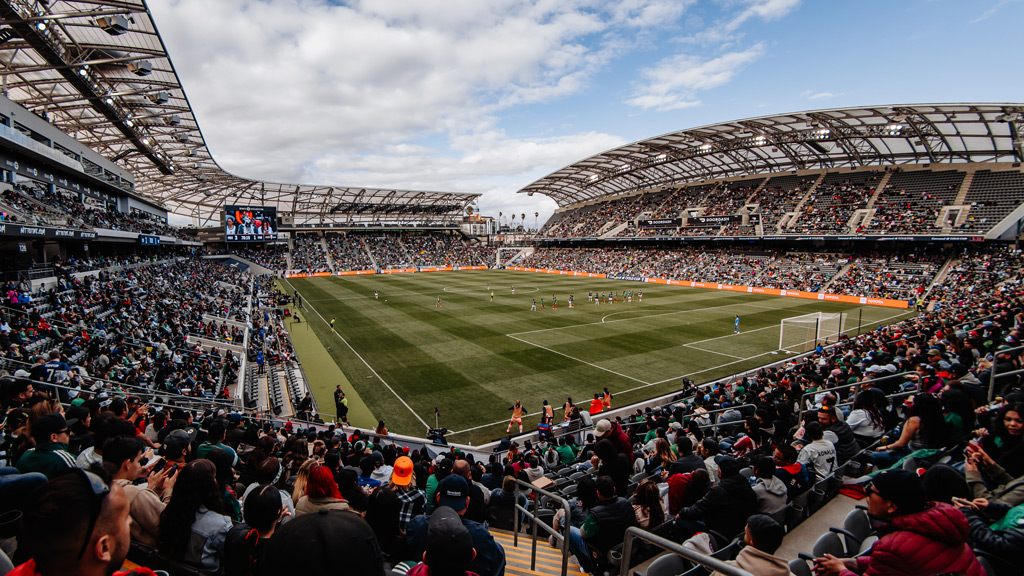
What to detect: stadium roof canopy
<box><xmin>0</xmin><ymin>0</ymin><xmax>479</xmax><ymax>225</ymax></box>
<box><xmin>518</xmin><ymin>103</ymin><xmax>1024</xmax><ymax>208</ymax></box>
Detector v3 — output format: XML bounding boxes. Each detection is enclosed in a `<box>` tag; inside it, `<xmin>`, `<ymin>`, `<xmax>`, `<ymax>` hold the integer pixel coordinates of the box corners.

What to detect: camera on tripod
<box><xmin>426</xmin><ymin>427</ymin><xmax>449</xmax><ymax>445</ymax></box>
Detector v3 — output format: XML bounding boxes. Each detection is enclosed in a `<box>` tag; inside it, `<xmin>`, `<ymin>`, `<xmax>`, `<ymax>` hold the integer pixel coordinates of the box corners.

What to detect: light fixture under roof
<box><xmin>127</xmin><ymin>60</ymin><xmax>152</xmax><ymax>77</ymax></box>
<box><xmin>148</xmin><ymin>92</ymin><xmax>170</xmax><ymax>104</ymax></box>
<box><xmin>96</xmin><ymin>15</ymin><xmax>130</xmax><ymax>35</ymax></box>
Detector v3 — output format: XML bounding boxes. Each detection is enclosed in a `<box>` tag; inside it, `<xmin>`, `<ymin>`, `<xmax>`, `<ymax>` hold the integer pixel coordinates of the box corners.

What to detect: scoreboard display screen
<box><xmin>225</xmin><ymin>206</ymin><xmax>277</xmax><ymax>242</ymax></box>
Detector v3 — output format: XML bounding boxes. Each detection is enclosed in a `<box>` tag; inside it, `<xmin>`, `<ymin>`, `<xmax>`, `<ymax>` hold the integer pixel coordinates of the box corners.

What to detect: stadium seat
<box><xmin>811</xmin><ymin>532</ymin><xmax>845</xmax><ymax>558</ymax></box>
<box><xmin>789</xmin><ymin>558</ymin><xmax>813</xmax><ymax>576</ymax></box>
<box><xmin>638</xmin><ymin>553</ymin><xmax>690</xmax><ymax>576</ymax></box>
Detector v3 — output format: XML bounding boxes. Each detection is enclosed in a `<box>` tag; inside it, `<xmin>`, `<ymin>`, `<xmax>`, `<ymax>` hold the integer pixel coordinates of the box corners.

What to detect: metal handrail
<box><xmin>986</xmin><ymin>344</ymin><xmax>1024</xmax><ymax>402</ymax></box>
<box><xmin>798</xmin><ymin>371</ymin><xmax>914</xmax><ymax>419</ymax></box>
<box><xmin>512</xmin><ymin>478</ymin><xmax>573</xmax><ymax>576</ymax></box>
<box><xmin>618</xmin><ymin>527</ymin><xmax>754</xmax><ymax>576</ymax></box>
<box><xmin>1</xmin><ymin>358</ymin><xmax>243</xmax><ymax>412</ymax></box>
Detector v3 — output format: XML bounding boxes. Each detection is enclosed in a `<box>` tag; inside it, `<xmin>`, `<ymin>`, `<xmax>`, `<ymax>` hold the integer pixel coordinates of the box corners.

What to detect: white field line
<box><xmin>507</xmin><ymin>299</ymin><xmax>781</xmax><ymax>338</ymax></box>
<box><xmin>280</xmin><ymin>278</ymin><xmax>431</xmax><ymax>430</ymax></box>
<box><xmin>682</xmin><ymin>344</ymin><xmax>745</xmax><ymax>359</ymax></box>
<box><xmin>450</xmin><ymin>309</ymin><xmax>916</xmax><ymax>436</ymax></box>
<box><xmin>443</xmin><ymin>285</ymin><xmax>540</xmax><ymax>294</ymax></box>
<box><xmin>504</xmin><ymin>334</ymin><xmax>652</xmax><ymax>386</ymax></box>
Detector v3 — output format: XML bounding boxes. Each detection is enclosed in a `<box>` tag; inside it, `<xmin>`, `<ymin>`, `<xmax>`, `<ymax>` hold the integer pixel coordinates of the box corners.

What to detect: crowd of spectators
<box><xmin>790</xmin><ymin>173</ymin><xmax>880</xmax><ymax>234</ymax></box>
<box><xmin>0</xmin><ymin>259</ymin><xmax>248</xmax><ymax>406</ymax></box>
<box><xmin>4</xmin><ymin>232</ymin><xmax>1024</xmax><ymax>576</ymax></box>
<box><xmin>526</xmin><ymin>247</ymin><xmax>866</xmax><ymax>296</ymax></box>
<box><xmin>227</xmin><ymin>246</ymin><xmax>288</xmax><ymax>272</ymax></box>
<box><xmin>827</xmin><ymin>253</ymin><xmax>944</xmax><ymax>302</ymax></box>
<box><xmin>325</xmin><ymin>233</ymin><xmax>374</xmax><ymax>271</ymax></box>
<box><xmin>1</xmin><ymin>183</ymin><xmax>190</xmax><ymax>239</ymax></box>
<box><xmin>289</xmin><ymin>235</ymin><xmax>330</xmax><ymax>273</ymax></box>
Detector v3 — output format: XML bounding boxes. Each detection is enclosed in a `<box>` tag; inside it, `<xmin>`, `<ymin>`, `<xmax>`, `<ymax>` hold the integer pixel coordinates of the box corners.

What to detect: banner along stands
<box><xmin>504</xmin><ymin>267</ymin><xmax>908</xmax><ymax>309</ymax></box>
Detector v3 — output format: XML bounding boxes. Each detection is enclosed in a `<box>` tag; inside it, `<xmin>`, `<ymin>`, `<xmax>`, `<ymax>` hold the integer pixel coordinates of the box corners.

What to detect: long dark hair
<box><xmin>634</xmin><ymin>479</ymin><xmax>666</xmax><ymax>527</ymax></box>
<box><xmin>994</xmin><ymin>402</ymin><xmax>1024</xmax><ymax>439</ymax></box>
<box><xmin>910</xmin><ymin>393</ymin><xmax>948</xmax><ymax>449</ymax></box>
<box><xmin>158</xmin><ymin>459</ymin><xmax>227</xmax><ymax>558</ymax></box>
<box><xmin>853</xmin><ymin>391</ymin><xmax>884</xmax><ymax>429</ymax></box>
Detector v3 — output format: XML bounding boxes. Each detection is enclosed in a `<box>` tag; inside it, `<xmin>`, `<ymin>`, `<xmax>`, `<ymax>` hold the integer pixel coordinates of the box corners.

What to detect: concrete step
<box><xmin>488</xmin><ymin>527</ymin><xmax>589</xmax><ymax>576</ymax></box>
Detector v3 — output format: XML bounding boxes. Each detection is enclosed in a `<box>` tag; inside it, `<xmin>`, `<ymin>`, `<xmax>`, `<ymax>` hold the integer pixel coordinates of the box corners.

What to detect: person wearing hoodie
<box><xmin>751</xmin><ymin>456</ymin><xmax>787</xmax><ymax>516</ymax></box>
<box><xmin>814</xmin><ymin>469</ymin><xmax>983</xmax><ymax>576</ymax></box>
<box><xmin>774</xmin><ymin>443</ymin><xmax>811</xmax><ymax>499</ymax></box>
<box><xmin>593</xmin><ymin>418</ymin><xmax>635</xmax><ymax>463</ymax></box>
<box><xmin>369</xmin><ymin>450</ymin><xmax>394</xmax><ymax>485</ymax></box>
<box><xmin>711</xmin><ymin>515</ymin><xmax>792</xmax><ymax>576</ymax></box>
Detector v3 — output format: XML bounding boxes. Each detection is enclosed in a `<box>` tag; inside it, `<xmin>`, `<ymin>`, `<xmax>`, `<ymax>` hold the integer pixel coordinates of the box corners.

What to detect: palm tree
<box><xmin>511</xmin><ymin>214</ymin><xmax>516</xmax><ymax>229</ymax></box>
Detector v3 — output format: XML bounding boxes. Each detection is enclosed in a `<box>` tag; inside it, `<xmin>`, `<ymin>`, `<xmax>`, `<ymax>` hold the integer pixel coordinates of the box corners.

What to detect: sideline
<box><xmin>279</xmin><ymin>278</ymin><xmax>430</xmax><ymax>429</ymax></box>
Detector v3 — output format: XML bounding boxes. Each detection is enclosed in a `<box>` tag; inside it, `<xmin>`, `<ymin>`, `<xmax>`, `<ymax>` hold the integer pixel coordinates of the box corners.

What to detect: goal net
<box><xmin>779</xmin><ymin>312</ymin><xmax>843</xmax><ymax>353</ymax></box>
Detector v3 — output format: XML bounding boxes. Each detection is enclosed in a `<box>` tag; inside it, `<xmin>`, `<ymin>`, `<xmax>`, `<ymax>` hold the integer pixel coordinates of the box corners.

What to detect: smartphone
<box><xmin>151</xmin><ymin>458</ymin><xmax>167</xmax><ymax>473</ymax></box>
<box><xmin>167</xmin><ymin>463</ymin><xmax>179</xmax><ymax>478</ymax></box>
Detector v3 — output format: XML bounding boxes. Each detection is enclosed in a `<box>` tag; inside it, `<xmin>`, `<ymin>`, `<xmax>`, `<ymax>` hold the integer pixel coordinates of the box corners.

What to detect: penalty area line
<box><xmin>280</xmin><ymin>278</ymin><xmax>430</xmax><ymax>430</ymax></box>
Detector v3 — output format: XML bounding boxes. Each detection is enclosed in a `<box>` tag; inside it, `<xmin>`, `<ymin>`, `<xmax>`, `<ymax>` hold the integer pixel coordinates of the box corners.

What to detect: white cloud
<box><xmin>801</xmin><ymin>90</ymin><xmax>840</xmax><ymax>100</ymax></box>
<box><xmin>626</xmin><ymin>43</ymin><xmax>766</xmax><ymax>111</ymax></box>
<box><xmin>147</xmin><ymin>0</ymin><xmax>687</xmax><ymax>223</ymax></box>
<box><xmin>680</xmin><ymin>0</ymin><xmax>801</xmax><ymax>44</ymax></box>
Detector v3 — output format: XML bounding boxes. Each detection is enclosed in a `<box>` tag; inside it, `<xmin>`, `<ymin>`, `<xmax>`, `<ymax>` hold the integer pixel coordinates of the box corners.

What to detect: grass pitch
<box><xmin>282</xmin><ymin>270</ymin><xmax>914</xmax><ymax>445</ymax></box>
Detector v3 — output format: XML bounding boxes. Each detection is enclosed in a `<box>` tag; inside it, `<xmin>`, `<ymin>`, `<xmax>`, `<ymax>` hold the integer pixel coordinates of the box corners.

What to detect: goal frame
<box><xmin>779</xmin><ymin>312</ymin><xmax>844</xmax><ymax>353</ymax></box>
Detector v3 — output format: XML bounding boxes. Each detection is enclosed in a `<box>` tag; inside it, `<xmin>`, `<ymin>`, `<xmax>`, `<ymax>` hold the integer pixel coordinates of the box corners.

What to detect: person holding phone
<box><xmin>104</xmin><ymin>436</ymin><xmax>176</xmax><ymax>547</ymax></box>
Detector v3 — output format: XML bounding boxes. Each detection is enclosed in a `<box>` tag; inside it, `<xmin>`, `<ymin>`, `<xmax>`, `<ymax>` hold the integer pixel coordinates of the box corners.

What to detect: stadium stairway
<box><xmin>488</xmin><ymin>528</ymin><xmax>588</xmax><ymax>576</ymax></box>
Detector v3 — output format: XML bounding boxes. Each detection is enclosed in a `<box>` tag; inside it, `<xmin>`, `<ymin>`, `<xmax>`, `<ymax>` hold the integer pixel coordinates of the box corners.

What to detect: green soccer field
<box><xmin>280</xmin><ymin>270</ymin><xmax>914</xmax><ymax>445</ymax></box>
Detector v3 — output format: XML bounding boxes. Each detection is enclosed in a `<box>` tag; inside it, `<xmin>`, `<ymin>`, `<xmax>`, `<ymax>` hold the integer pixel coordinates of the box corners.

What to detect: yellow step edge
<box><xmin>497</xmin><ymin>548</ymin><xmax>589</xmax><ymax>576</ymax></box>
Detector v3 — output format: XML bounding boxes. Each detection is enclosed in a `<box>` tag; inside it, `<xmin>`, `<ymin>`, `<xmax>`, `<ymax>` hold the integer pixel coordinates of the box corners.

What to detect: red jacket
<box><xmin>845</xmin><ymin>503</ymin><xmax>982</xmax><ymax>576</ymax></box>
<box><xmin>598</xmin><ymin>420</ymin><xmax>634</xmax><ymax>464</ymax></box>
<box><xmin>8</xmin><ymin>559</ymin><xmax>158</xmax><ymax>576</ymax></box>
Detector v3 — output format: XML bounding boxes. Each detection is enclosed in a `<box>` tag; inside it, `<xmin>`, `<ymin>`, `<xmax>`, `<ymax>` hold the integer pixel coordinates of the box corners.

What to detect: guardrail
<box><xmin>512</xmin><ymin>478</ymin><xmax>573</xmax><ymax>576</ymax></box>
<box><xmin>619</xmin><ymin>527</ymin><xmax>753</xmax><ymax>576</ymax></box>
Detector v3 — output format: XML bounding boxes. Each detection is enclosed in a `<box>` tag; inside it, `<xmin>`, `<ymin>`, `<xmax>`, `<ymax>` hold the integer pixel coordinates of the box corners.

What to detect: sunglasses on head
<box><xmin>74</xmin><ymin>469</ymin><xmax>111</xmax><ymax>560</ymax></box>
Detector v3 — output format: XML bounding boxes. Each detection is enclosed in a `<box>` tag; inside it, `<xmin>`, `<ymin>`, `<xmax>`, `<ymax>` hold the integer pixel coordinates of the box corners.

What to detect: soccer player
<box><xmin>552</xmin><ymin>295</ymin><xmax>557</xmax><ymax>309</ymax></box>
<box><xmin>507</xmin><ymin>400</ymin><xmax>527</xmax><ymax>434</ymax></box>
<box><xmin>638</xmin><ymin>289</ymin><xmax>643</xmax><ymax>303</ymax></box>
<box><xmin>568</xmin><ymin>294</ymin><xmax>574</xmax><ymax>309</ymax></box>
<box><xmin>588</xmin><ymin>291</ymin><xmax>593</xmax><ymax>303</ymax></box>
<box><xmin>330</xmin><ymin>317</ymin><xmax>336</xmax><ymax>331</ymax></box>
<box><xmin>531</xmin><ymin>299</ymin><xmax>537</xmax><ymax>311</ymax></box>
<box><xmin>374</xmin><ymin>289</ymin><xmax>378</xmax><ymax>300</ymax></box>
<box><xmin>539</xmin><ymin>297</ymin><xmax>545</xmax><ymax>310</ymax></box>
<box><xmin>511</xmin><ymin>285</ymin><xmax>515</xmax><ymax>294</ymax></box>
<box><xmin>437</xmin><ymin>296</ymin><xmax>442</xmax><ymax>308</ymax></box>
<box><xmin>734</xmin><ymin>314</ymin><xmax>740</xmax><ymax>333</ymax></box>
<box><xmin>490</xmin><ymin>291</ymin><xmax>494</xmax><ymax>302</ymax></box>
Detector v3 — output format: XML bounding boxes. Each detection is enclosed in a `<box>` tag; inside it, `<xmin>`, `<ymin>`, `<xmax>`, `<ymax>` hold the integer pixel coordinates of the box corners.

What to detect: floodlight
<box><xmin>127</xmin><ymin>60</ymin><xmax>152</xmax><ymax>76</ymax></box>
<box><xmin>0</xmin><ymin>28</ymin><xmax>16</xmax><ymax>45</ymax></box>
<box><xmin>96</xmin><ymin>15</ymin><xmax>129</xmax><ymax>35</ymax></box>
<box><xmin>148</xmin><ymin>92</ymin><xmax>169</xmax><ymax>104</ymax></box>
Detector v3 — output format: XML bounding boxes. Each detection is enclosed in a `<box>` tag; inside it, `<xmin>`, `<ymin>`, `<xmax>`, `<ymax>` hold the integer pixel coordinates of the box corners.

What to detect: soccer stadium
<box><xmin>0</xmin><ymin>1</ymin><xmax>1021</xmax><ymax>576</ymax></box>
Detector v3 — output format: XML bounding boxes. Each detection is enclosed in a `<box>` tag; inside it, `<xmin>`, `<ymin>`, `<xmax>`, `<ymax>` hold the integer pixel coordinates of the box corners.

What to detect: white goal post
<box><xmin>779</xmin><ymin>312</ymin><xmax>844</xmax><ymax>353</ymax></box>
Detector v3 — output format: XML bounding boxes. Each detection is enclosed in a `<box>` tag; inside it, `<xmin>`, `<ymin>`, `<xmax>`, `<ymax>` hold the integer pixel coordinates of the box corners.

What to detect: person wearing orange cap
<box><xmin>388</xmin><ymin>456</ymin><xmax>425</xmax><ymax>530</ymax></box>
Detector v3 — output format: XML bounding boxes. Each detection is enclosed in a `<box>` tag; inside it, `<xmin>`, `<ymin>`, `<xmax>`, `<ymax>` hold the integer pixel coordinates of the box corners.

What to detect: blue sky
<box><xmin>149</xmin><ymin>0</ymin><xmax>1024</xmax><ymax>225</ymax></box>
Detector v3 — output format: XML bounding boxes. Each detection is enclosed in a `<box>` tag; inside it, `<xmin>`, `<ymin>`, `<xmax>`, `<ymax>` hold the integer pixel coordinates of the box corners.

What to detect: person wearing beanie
<box><xmin>813</xmin><ymin>469</ymin><xmax>983</xmax><ymax>576</ymax></box>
